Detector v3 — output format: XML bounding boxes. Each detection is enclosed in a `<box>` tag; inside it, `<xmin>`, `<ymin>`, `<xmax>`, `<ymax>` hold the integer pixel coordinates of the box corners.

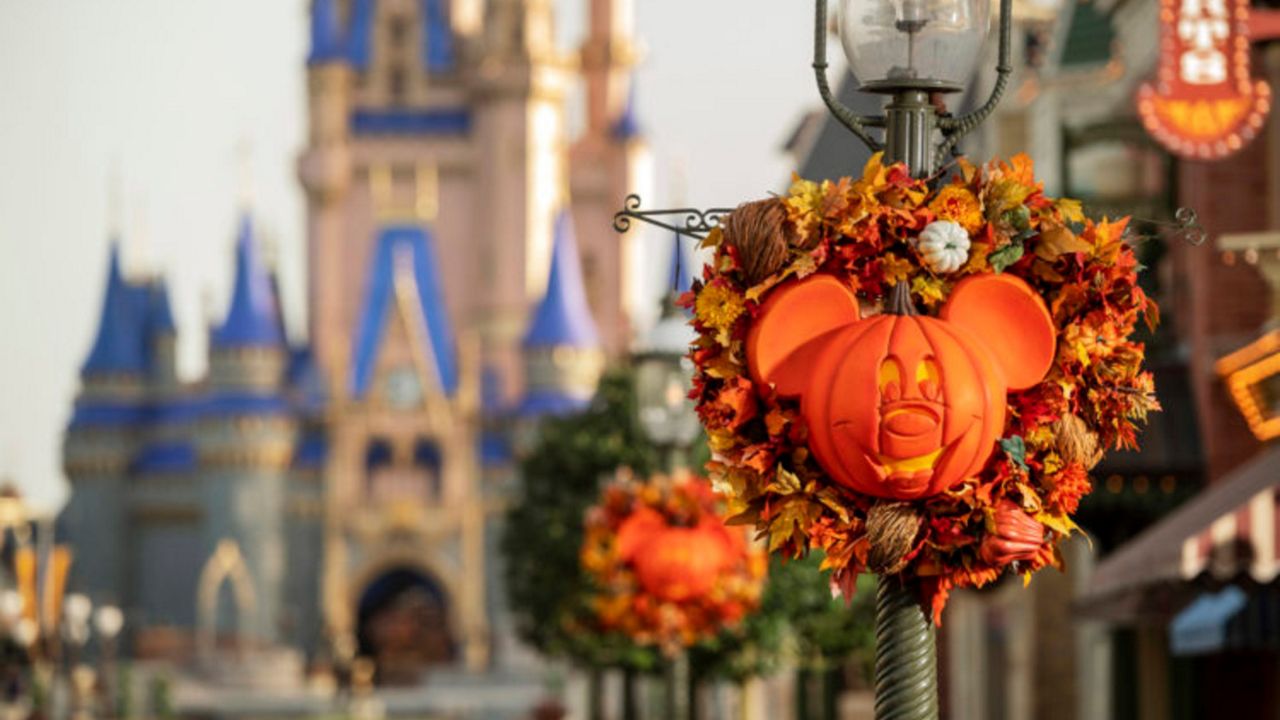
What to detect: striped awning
<box><xmin>1083</xmin><ymin>444</ymin><xmax>1280</xmax><ymax>617</ymax></box>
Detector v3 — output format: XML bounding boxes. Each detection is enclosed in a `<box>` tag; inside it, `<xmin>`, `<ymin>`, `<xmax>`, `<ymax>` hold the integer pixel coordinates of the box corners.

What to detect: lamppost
<box><xmin>812</xmin><ymin>3</ymin><xmax>1014</xmax><ymax>717</ymax></box>
<box><xmin>616</xmin><ymin>3</ymin><xmax>1012</xmax><ymax>718</ymax></box>
<box><xmin>93</xmin><ymin>605</ymin><xmax>123</xmax><ymax>718</ymax></box>
<box><xmin>62</xmin><ymin>594</ymin><xmax>93</xmax><ymax>720</ymax></box>
<box><xmin>634</xmin><ymin>296</ymin><xmax>702</xmax><ymax>473</ymax></box>
<box><xmin>633</xmin><ymin>254</ymin><xmax>703</xmax><ymax>720</ymax></box>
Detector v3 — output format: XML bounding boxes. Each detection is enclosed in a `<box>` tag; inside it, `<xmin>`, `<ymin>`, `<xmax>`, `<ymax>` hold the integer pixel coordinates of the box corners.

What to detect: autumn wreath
<box><xmin>578</xmin><ymin>471</ymin><xmax>767</xmax><ymax>652</ymax></box>
<box><xmin>686</xmin><ymin>153</ymin><xmax>1158</xmax><ymax>621</ymax></box>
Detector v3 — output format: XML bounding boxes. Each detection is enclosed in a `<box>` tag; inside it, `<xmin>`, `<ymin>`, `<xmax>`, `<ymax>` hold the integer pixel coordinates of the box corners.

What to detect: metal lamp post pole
<box><xmin>811</xmin><ymin>0</ymin><xmax>1012</xmax><ymax>717</ymax></box>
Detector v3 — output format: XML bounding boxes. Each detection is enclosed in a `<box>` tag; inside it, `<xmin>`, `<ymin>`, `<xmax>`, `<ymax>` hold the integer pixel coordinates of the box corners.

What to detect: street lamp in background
<box><xmin>633</xmin><ymin>239</ymin><xmax>701</xmax><ymax>473</ymax></box>
<box><xmin>632</xmin><ymin>237</ymin><xmax>703</xmax><ymax>720</ymax></box>
<box><xmin>94</xmin><ymin>605</ymin><xmax>123</xmax><ymax>718</ymax></box>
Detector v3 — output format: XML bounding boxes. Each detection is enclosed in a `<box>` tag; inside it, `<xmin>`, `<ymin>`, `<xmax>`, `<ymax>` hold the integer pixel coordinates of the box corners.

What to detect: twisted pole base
<box><xmin>874</xmin><ymin>577</ymin><xmax>939</xmax><ymax>720</ymax></box>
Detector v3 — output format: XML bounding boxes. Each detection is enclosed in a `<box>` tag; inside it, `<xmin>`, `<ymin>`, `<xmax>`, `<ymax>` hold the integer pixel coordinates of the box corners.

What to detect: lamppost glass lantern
<box><xmin>634</xmin><ymin>298</ymin><xmax>701</xmax><ymax>463</ymax></box>
<box><xmin>837</xmin><ymin>0</ymin><xmax>990</xmax><ymax>91</ymax></box>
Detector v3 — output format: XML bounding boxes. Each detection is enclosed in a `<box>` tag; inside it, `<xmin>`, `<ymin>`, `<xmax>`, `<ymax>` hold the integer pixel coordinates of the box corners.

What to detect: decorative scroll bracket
<box><xmin>1127</xmin><ymin>207</ymin><xmax>1208</xmax><ymax>247</ymax></box>
<box><xmin>612</xmin><ymin>195</ymin><xmax>736</xmax><ymax>242</ymax></box>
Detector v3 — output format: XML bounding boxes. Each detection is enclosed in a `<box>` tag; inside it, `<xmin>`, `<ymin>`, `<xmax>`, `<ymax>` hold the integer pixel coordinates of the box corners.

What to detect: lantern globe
<box><xmin>836</xmin><ymin>0</ymin><xmax>990</xmax><ymax>91</ymax></box>
<box><xmin>634</xmin><ymin>302</ymin><xmax>700</xmax><ymax>448</ymax></box>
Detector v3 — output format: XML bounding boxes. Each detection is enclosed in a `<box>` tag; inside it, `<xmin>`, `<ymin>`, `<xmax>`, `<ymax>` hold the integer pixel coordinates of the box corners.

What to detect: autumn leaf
<box><xmin>769</xmin><ymin>467</ymin><xmax>803</xmax><ymax>495</ymax></box>
<box><xmin>701</xmin><ymin>226</ymin><xmax>725</xmax><ymax>250</ymax></box>
<box><xmin>1035</xmin><ymin>225</ymin><xmax>1093</xmax><ymax>262</ymax></box>
<box><xmin>1000</xmin><ymin>435</ymin><xmax>1029</xmax><ymax>471</ymax></box>
<box><xmin>1055</xmin><ymin>197</ymin><xmax>1085</xmax><ymax>224</ymax></box>
<box><xmin>989</xmin><ymin>242</ymin><xmax>1025</xmax><ymax>273</ymax></box>
<box><xmin>768</xmin><ymin>499</ymin><xmax>814</xmax><ymax>551</ymax></box>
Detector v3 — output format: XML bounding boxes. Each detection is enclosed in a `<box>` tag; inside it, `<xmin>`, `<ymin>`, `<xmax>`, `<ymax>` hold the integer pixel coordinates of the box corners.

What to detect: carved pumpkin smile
<box><xmin>747</xmin><ymin>274</ymin><xmax>1057</xmax><ymax>500</ymax></box>
<box><xmin>881</xmin><ymin>402</ymin><xmax>942</xmax><ymax>436</ymax></box>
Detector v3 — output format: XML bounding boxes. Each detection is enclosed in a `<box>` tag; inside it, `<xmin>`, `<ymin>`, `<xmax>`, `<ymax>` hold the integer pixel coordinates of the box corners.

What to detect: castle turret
<box><xmin>199</xmin><ymin>214</ymin><xmax>294</xmax><ymax>645</ymax></box>
<box><xmin>518</xmin><ymin>210</ymin><xmax>604</xmax><ymax>416</ymax></box>
<box><xmin>208</xmin><ymin>215</ymin><xmax>288</xmax><ymax>390</ymax></box>
<box><xmin>63</xmin><ymin>241</ymin><xmax>148</xmax><ymax>607</ymax></box>
<box><xmin>80</xmin><ymin>242</ymin><xmax>150</xmax><ymax>388</ymax></box>
<box><xmin>570</xmin><ymin>0</ymin><xmax>651</xmax><ymax>355</ymax></box>
<box><xmin>146</xmin><ymin>278</ymin><xmax>179</xmax><ymax>391</ymax></box>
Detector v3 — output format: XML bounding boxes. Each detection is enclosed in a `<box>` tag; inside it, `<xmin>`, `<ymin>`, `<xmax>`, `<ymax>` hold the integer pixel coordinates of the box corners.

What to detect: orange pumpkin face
<box><xmin>746</xmin><ymin>274</ymin><xmax>1056</xmax><ymax>500</ymax></box>
<box><xmin>617</xmin><ymin>508</ymin><xmax>744</xmax><ymax>602</ymax></box>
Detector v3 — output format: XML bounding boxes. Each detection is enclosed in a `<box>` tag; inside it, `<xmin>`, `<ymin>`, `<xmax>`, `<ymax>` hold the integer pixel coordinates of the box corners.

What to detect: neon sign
<box><xmin>1137</xmin><ymin>0</ymin><xmax>1272</xmax><ymax>159</ymax></box>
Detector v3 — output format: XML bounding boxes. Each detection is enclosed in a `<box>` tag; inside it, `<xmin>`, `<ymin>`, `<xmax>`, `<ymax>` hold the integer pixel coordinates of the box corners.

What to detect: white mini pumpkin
<box><xmin>915</xmin><ymin>220</ymin><xmax>971</xmax><ymax>274</ymax></box>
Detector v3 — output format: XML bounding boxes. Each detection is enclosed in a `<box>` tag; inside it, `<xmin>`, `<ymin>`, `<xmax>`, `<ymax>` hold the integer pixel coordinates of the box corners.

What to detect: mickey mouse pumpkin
<box><xmin>747</xmin><ymin>274</ymin><xmax>1057</xmax><ymax>500</ymax></box>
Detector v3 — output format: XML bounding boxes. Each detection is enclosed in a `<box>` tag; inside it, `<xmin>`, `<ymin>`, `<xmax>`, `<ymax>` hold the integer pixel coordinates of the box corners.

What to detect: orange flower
<box><xmin>928</xmin><ymin>185</ymin><xmax>984</xmax><ymax>234</ymax></box>
<box><xmin>1045</xmin><ymin>463</ymin><xmax>1091</xmax><ymax>515</ymax></box>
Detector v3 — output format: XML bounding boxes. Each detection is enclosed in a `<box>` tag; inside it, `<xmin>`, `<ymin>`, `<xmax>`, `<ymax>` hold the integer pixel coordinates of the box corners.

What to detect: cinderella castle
<box><xmin>60</xmin><ymin>0</ymin><xmax>651</xmax><ymax>687</ymax></box>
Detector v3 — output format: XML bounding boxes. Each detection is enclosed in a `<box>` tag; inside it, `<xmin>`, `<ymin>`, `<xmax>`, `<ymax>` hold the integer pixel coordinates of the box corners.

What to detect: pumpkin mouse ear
<box><xmin>939</xmin><ymin>274</ymin><xmax>1056</xmax><ymax>390</ymax></box>
<box><xmin>746</xmin><ymin>274</ymin><xmax>860</xmax><ymax>395</ymax></box>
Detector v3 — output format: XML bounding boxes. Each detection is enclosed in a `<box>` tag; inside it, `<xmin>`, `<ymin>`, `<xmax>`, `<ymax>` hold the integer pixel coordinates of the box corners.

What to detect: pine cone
<box><xmin>866</xmin><ymin>501</ymin><xmax>923</xmax><ymax>575</ymax></box>
<box><xmin>1053</xmin><ymin>413</ymin><xmax>1103</xmax><ymax>470</ymax></box>
<box><xmin>722</xmin><ymin>198</ymin><xmax>792</xmax><ymax>286</ymax></box>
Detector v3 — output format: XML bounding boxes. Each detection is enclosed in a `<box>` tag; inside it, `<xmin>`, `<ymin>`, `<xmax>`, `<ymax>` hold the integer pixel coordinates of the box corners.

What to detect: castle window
<box><xmin>365</xmin><ymin>438</ymin><xmax>393</xmax><ymax>473</ymax></box>
<box><xmin>388</xmin><ymin>15</ymin><xmax>410</xmax><ymax>49</ymax></box>
<box><xmin>388</xmin><ymin>66</ymin><xmax>409</xmax><ymax>105</ymax></box>
<box><xmin>414</xmin><ymin>439</ymin><xmax>442</xmax><ymax>502</ymax></box>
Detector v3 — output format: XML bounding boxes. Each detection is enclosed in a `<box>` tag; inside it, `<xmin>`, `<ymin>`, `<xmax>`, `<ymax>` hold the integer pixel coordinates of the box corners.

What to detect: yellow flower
<box><xmin>910</xmin><ymin>275</ymin><xmax>947</xmax><ymax>308</ymax></box>
<box><xmin>929</xmin><ymin>185</ymin><xmax>984</xmax><ymax>234</ymax></box>
<box><xmin>696</xmin><ymin>283</ymin><xmax>747</xmax><ymax>331</ymax></box>
<box><xmin>881</xmin><ymin>253</ymin><xmax>914</xmax><ymax>286</ymax></box>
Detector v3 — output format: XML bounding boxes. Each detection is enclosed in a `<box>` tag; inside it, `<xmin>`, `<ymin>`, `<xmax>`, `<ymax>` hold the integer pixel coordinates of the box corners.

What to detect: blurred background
<box><xmin>1</xmin><ymin>0</ymin><xmax>1279</xmax><ymax>717</ymax></box>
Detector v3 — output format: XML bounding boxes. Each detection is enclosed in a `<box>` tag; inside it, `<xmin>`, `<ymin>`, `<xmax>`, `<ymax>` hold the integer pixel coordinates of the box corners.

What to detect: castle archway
<box><xmin>356</xmin><ymin>567</ymin><xmax>456</xmax><ymax>684</ymax></box>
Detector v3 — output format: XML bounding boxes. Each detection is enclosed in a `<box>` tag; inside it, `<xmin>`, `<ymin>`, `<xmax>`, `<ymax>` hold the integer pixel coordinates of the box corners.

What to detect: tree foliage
<box><xmin>503</xmin><ymin>367</ymin><xmax>875</xmax><ymax>679</ymax></box>
<box><xmin>503</xmin><ymin>368</ymin><xmax>660</xmax><ymax>668</ymax></box>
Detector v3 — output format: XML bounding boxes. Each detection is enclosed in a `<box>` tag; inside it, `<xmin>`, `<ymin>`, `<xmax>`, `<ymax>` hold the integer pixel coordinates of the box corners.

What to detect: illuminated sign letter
<box><xmin>1137</xmin><ymin>0</ymin><xmax>1272</xmax><ymax>159</ymax></box>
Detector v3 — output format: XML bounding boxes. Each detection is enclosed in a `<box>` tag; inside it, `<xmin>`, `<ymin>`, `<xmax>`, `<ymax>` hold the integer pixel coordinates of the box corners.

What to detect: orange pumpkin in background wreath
<box><xmin>747</xmin><ymin>273</ymin><xmax>1057</xmax><ymax>500</ymax></box>
<box><xmin>616</xmin><ymin>507</ymin><xmax>746</xmax><ymax>602</ymax></box>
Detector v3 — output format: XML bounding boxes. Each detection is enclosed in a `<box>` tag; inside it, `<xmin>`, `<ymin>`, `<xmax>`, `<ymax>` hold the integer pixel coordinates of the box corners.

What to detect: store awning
<box><xmin>1080</xmin><ymin>444</ymin><xmax>1280</xmax><ymax>618</ymax></box>
<box><xmin>1170</xmin><ymin>586</ymin><xmax>1248</xmax><ymax>655</ymax></box>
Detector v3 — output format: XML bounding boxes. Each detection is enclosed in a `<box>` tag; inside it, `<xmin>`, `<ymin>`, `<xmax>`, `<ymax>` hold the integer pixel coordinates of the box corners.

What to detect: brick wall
<box><xmin>1174</xmin><ymin>125</ymin><xmax>1273</xmax><ymax>482</ymax></box>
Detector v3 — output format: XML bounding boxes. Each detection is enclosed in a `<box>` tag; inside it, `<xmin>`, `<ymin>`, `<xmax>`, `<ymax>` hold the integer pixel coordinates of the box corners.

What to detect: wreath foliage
<box><xmin>686</xmin><ymin>153</ymin><xmax>1158</xmax><ymax>620</ymax></box>
<box><xmin>576</xmin><ymin>473</ymin><xmax>767</xmax><ymax>654</ymax></box>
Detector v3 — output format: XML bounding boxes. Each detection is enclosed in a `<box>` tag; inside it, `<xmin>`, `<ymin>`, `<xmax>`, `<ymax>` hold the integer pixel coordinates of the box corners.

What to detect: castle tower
<box><xmin>322</xmin><ymin>204</ymin><xmax>489</xmax><ymax>676</ymax></box>
<box><xmin>518</xmin><ymin>209</ymin><xmax>604</xmax><ymax>416</ymax></box>
<box><xmin>472</xmin><ymin>0</ymin><xmax>575</xmax><ymax>400</ymax></box>
<box><xmin>569</xmin><ymin>0</ymin><xmax>651</xmax><ymax>355</ymax></box>
<box><xmin>197</xmin><ymin>215</ymin><xmax>295</xmax><ymax>645</ymax></box>
<box><xmin>300</xmin><ymin>0</ymin><xmax>355</xmax><ymax>392</ymax></box>
<box><xmin>62</xmin><ymin>242</ymin><xmax>149</xmax><ymax>606</ymax></box>
<box><xmin>299</xmin><ymin>0</ymin><xmax>575</xmax><ymax>407</ymax></box>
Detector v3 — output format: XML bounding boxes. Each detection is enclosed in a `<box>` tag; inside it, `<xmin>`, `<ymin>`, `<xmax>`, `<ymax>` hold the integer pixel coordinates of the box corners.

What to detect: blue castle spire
<box><xmin>667</xmin><ymin>232</ymin><xmax>693</xmax><ymax>295</ymax></box>
<box><xmin>612</xmin><ymin>78</ymin><xmax>641</xmax><ymax>141</ymax></box>
<box><xmin>81</xmin><ymin>242</ymin><xmax>149</xmax><ymax>376</ymax></box>
<box><xmin>523</xmin><ymin>211</ymin><xmax>600</xmax><ymax>349</ymax></box>
<box><xmin>211</xmin><ymin>215</ymin><xmax>285</xmax><ymax>349</ymax></box>
<box><xmin>308</xmin><ymin>0</ymin><xmax>348</xmax><ymax>65</ymax></box>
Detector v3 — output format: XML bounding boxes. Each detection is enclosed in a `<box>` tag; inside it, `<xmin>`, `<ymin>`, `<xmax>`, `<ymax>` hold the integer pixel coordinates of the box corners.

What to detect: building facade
<box><xmin>60</xmin><ymin>0</ymin><xmax>645</xmax><ymax>686</ymax></box>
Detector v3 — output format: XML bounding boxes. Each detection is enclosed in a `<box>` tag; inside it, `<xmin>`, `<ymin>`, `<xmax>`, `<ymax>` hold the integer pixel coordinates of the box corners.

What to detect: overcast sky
<box><xmin>0</xmin><ymin>1</ymin><xmax>832</xmax><ymax>512</ymax></box>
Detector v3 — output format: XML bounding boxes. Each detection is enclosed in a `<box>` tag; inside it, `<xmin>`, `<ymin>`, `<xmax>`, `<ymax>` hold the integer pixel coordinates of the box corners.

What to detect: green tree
<box><xmin>503</xmin><ymin>368</ymin><xmax>661</xmax><ymax>669</ymax></box>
